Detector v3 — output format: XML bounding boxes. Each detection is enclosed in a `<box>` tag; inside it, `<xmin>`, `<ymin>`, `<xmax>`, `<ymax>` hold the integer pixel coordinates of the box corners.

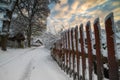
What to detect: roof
<box><xmin>35</xmin><ymin>40</ymin><xmax>43</xmax><ymax>44</ymax></box>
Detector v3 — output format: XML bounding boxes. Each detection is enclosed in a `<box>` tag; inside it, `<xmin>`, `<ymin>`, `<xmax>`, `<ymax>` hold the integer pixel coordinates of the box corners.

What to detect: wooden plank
<box><xmin>105</xmin><ymin>12</ymin><xmax>119</xmax><ymax>80</ymax></box>
<box><xmin>58</xmin><ymin>40</ymin><xmax>61</xmax><ymax>67</ymax></box>
<box><xmin>61</xmin><ymin>33</ymin><xmax>65</xmax><ymax>70</ymax></box>
<box><xmin>75</xmin><ymin>26</ymin><xmax>80</xmax><ymax>80</ymax></box>
<box><xmin>86</xmin><ymin>21</ymin><xmax>93</xmax><ymax>80</ymax></box>
<box><xmin>71</xmin><ymin>28</ymin><xmax>75</xmax><ymax>80</ymax></box>
<box><xmin>69</xmin><ymin>29</ymin><xmax>73</xmax><ymax>77</ymax></box>
<box><xmin>59</xmin><ymin>38</ymin><xmax>63</xmax><ymax>68</ymax></box>
<box><xmin>67</xmin><ymin>30</ymin><xmax>71</xmax><ymax>74</ymax></box>
<box><xmin>65</xmin><ymin>31</ymin><xmax>69</xmax><ymax>73</ymax></box>
<box><xmin>63</xmin><ymin>32</ymin><xmax>66</xmax><ymax>71</ymax></box>
<box><xmin>79</xmin><ymin>24</ymin><xmax>86</xmax><ymax>80</ymax></box>
<box><xmin>93</xmin><ymin>18</ymin><xmax>103</xmax><ymax>80</ymax></box>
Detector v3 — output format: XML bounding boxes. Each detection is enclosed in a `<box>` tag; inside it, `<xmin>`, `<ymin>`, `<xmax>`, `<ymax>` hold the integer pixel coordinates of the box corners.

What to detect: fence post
<box><xmin>54</xmin><ymin>43</ymin><xmax>57</xmax><ymax>61</ymax></box>
<box><xmin>94</xmin><ymin>18</ymin><xmax>103</xmax><ymax>80</ymax></box>
<box><xmin>79</xmin><ymin>24</ymin><xmax>86</xmax><ymax>80</ymax></box>
<box><xmin>86</xmin><ymin>21</ymin><xmax>93</xmax><ymax>80</ymax></box>
<box><xmin>58</xmin><ymin>40</ymin><xmax>61</xmax><ymax>67</ymax></box>
<box><xmin>71</xmin><ymin>28</ymin><xmax>76</xmax><ymax>80</ymax></box>
<box><xmin>59</xmin><ymin>38</ymin><xmax>63</xmax><ymax>68</ymax></box>
<box><xmin>63</xmin><ymin>32</ymin><xmax>66</xmax><ymax>71</ymax></box>
<box><xmin>75</xmin><ymin>26</ymin><xmax>80</xmax><ymax>80</ymax></box>
<box><xmin>69</xmin><ymin>29</ymin><xmax>73</xmax><ymax>77</ymax></box>
<box><xmin>105</xmin><ymin>12</ymin><xmax>119</xmax><ymax>80</ymax></box>
<box><xmin>65</xmin><ymin>31</ymin><xmax>68</xmax><ymax>73</ymax></box>
<box><xmin>67</xmin><ymin>30</ymin><xmax>71</xmax><ymax>74</ymax></box>
<box><xmin>61</xmin><ymin>34</ymin><xmax>64</xmax><ymax>70</ymax></box>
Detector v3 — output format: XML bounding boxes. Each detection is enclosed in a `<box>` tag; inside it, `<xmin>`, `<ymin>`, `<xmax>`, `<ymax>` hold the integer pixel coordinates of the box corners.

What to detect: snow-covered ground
<box><xmin>0</xmin><ymin>46</ymin><xmax>72</xmax><ymax>80</ymax></box>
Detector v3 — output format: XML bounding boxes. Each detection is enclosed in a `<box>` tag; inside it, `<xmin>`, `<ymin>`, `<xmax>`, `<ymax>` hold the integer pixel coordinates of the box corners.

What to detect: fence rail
<box><xmin>51</xmin><ymin>12</ymin><xmax>120</xmax><ymax>80</ymax></box>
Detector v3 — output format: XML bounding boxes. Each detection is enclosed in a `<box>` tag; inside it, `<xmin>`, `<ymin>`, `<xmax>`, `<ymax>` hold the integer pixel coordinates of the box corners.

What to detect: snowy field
<box><xmin>0</xmin><ymin>46</ymin><xmax>72</xmax><ymax>80</ymax></box>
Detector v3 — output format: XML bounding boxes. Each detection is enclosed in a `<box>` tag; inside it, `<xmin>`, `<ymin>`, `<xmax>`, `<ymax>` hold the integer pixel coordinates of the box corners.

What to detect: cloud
<box><xmin>47</xmin><ymin>0</ymin><xmax>120</xmax><ymax>33</ymax></box>
<box><xmin>112</xmin><ymin>7</ymin><xmax>120</xmax><ymax>21</ymax></box>
<box><xmin>71</xmin><ymin>0</ymin><xmax>79</xmax><ymax>10</ymax></box>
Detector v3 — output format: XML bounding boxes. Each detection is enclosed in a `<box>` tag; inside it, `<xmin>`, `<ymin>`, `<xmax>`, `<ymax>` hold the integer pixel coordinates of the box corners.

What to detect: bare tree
<box><xmin>15</xmin><ymin>0</ymin><xmax>60</xmax><ymax>47</ymax></box>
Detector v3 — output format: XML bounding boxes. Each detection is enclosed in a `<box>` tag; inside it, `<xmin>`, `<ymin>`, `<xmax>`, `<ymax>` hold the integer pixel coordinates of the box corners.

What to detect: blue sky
<box><xmin>47</xmin><ymin>0</ymin><xmax>120</xmax><ymax>33</ymax></box>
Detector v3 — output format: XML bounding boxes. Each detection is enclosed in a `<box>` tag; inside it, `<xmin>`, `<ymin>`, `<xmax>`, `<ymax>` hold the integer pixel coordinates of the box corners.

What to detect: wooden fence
<box><xmin>51</xmin><ymin>12</ymin><xmax>120</xmax><ymax>80</ymax></box>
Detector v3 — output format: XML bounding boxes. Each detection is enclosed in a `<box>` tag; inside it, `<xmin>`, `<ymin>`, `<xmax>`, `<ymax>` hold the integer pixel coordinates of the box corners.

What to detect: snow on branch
<box><xmin>0</xmin><ymin>0</ymin><xmax>17</xmax><ymax>11</ymax></box>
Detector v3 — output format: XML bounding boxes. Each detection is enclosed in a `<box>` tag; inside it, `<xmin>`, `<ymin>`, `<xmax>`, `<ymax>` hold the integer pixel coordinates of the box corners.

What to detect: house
<box><xmin>7</xmin><ymin>32</ymin><xmax>25</xmax><ymax>48</ymax></box>
<box><xmin>32</xmin><ymin>39</ymin><xmax>43</xmax><ymax>47</ymax></box>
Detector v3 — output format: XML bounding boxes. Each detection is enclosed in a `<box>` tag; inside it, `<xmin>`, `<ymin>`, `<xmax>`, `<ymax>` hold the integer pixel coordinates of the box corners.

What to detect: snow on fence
<box><xmin>51</xmin><ymin>12</ymin><xmax>120</xmax><ymax>80</ymax></box>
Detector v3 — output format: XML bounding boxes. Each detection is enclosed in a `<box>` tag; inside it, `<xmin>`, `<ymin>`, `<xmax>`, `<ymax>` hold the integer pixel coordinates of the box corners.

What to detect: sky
<box><xmin>47</xmin><ymin>0</ymin><xmax>120</xmax><ymax>34</ymax></box>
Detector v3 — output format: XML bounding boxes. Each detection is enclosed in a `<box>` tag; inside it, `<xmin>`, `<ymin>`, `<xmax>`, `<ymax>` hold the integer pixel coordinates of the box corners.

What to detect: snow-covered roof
<box><xmin>0</xmin><ymin>20</ymin><xmax>3</xmax><ymax>32</ymax></box>
<box><xmin>0</xmin><ymin>12</ymin><xmax>10</xmax><ymax>21</ymax></box>
<box><xmin>0</xmin><ymin>0</ymin><xmax>17</xmax><ymax>11</ymax></box>
<box><xmin>0</xmin><ymin>3</ymin><xmax>9</xmax><ymax>10</ymax></box>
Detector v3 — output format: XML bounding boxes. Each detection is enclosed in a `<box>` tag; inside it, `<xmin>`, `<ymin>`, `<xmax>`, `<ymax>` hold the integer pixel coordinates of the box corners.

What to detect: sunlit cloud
<box><xmin>60</xmin><ymin>0</ymin><xmax>68</xmax><ymax>4</ymax></box>
<box><xmin>71</xmin><ymin>0</ymin><xmax>79</xmax><ymax>10</ymax></box>
<box><xmin>47</xmin><ymin>0</ymin><xmax>120</xmax><ymax>33</ymax></box>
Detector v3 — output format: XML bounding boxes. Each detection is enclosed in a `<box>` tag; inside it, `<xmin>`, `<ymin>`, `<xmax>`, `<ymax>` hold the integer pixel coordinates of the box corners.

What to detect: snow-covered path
<box><xmin>0</xmin><ymin>46</ymin><xmax>72</xmax><ymax>80</ymax></box>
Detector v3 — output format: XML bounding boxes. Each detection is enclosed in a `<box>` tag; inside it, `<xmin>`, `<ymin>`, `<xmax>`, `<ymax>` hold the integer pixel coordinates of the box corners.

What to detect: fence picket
<box><xmin>105</xmin><ymin>12</ymin><xmax>119</xmax><ymax>80</ymax></box>
<box><xmin>94</xmin><ymin>18</ymin><xmax>103</xmax><ymax>80</ymax></box>
<box><xmin>65</xmin><ymin>31</ymin><xmax>69</xmax><ymax>73</ymax></box>
<box><xmin>71</xmin><ymin>28</ymin><xmax>76</xmax><ymax>80</ymax></box>
<box><xmin>86</xmin><ymin>21</ymin><xmax>93</xmax><ymax>80</ymax></box>
<box><xmin>75</xmin><ymin>26</ymin><xmax>80</xmax><ymax>80</ymax></box>
<box><xmin>62</xmin><ymin>33</ymin><xmax>65</xmax><ymax>70</ymax></box>
<box><xmin>51</xmin><ymin>12</ymin><xmax>119</xmax><ymax>80</ymax></box>
<box><xmin>69</xmin><ymin>29</ymin><xmax>73</xmax><ymax>76</ymax></box>
<box><xmin>67</xmin><ymin>30</ymin><xmax>71</xmax><ymax>74</ymax></box>
<box><xmin>79</xmin><ymin>24</ymin><xmax>86</xmax><ymax>80</ymax></box>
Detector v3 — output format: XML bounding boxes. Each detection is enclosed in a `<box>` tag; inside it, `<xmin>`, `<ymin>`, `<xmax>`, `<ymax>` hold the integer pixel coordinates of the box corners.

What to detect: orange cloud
<box><xmin>112</xmin><ymin>7</ymin><xmax>120</xmax><ymax>21</ymax></box>
<box><xmin>71</xmin><ymin>0</ymin><xmax>79</xmax><ymax>10</ymax></box>
<box><xmin>47</xmin><ymin>0</ymin><xmax>120</xmax><ymax>33</ymax></box>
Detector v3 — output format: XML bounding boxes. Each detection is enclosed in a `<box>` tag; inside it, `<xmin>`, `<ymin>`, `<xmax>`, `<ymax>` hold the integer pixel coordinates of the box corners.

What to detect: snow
<box><xmin>0</xmin><ymin>12</ymin><xmax>4</xmax><ymax>19</ymax></box>
<box><xmin>0</xmin><ymin>0</ymin><xmax>17</xmax><ymax>11</ymax></box>
<box><xmin>0</xmin><ymin>20</ymin><xmax>3</xmax><ymax>31</ymax></box>
<box><xmin>0</xmin><ymin>12</ymin><xmax>4</xmax><ymax>32</ymax></box>
<box><xmin>0</xmin><ymin>46</ymin><xmax>72</xmax><ymax>80</ymax></box>
<box><xmin>35</xmin><ymin>32</ymin><xmax>60</xmax><ymax>49</ymax></box>
<box><xmin>0</xmin><ymin>3</ymin><xmax>8</xmax><ymax>10</ymax></box>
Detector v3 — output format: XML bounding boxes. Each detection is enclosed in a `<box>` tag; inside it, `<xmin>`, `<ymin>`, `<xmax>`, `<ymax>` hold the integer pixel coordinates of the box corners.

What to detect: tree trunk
<box><xmin>1</xmin><ymin>35</ymin><xmax>8</xmax><ymax>51</ymax></box>
<box><xmin>27</xmin><ymin>22</ymin><xmax>32</xmax><ymax>47</ymax></box>
<box><xmin>17</xmin><ymin>40</ymin><xmax>22</xmax><ymax>48</ymax></box>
